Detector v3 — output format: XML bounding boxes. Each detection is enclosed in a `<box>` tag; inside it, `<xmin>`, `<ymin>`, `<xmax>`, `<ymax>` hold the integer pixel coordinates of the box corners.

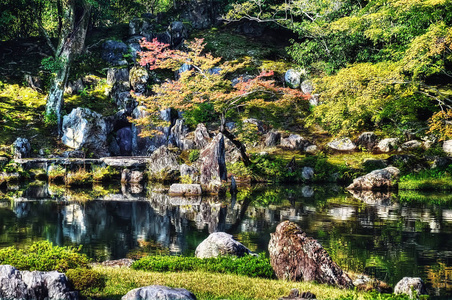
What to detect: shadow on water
<box><xmin>1</xmin><ymin>181</ymin><xmax>452</xmax><ymax>297</ymax></box>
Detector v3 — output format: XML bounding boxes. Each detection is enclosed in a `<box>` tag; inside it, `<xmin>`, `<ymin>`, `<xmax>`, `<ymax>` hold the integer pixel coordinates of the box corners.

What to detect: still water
<box><xmin>1</xmin><ymin>182</ymin><xmax>452</xmax><ymax>297</ymax></box>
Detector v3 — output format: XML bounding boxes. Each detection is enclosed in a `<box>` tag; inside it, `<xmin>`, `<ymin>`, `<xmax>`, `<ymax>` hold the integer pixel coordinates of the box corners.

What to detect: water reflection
<box><xmin>1</xmin><ymin>182</ymin><xmax>452</xmax><ymax>297</ymax></box>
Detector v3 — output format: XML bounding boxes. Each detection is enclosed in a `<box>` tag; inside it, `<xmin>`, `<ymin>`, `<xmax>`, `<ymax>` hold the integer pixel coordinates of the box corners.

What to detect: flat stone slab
<box><xmin>169</xmin><ymin>184</ymin><xmax>202</xmax><ymax>196</ymax></box>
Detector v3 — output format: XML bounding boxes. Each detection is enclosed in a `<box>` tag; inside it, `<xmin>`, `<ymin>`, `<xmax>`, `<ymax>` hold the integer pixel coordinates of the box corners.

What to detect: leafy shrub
<box><xmin>0</xmin><ymin>241</ymin><xmax>90</xmax><ymax>272</ymax></box>
<box><xmin>66</xmin><ymin>268</ymin><xmax>105</xmax><ymax>291</ymax></box>
<box><xmin>188</xmin><ymin>149</ymin><xmax>200</xmax><ymax>163</ymax></box>
<box><xmin>132</xmin><ymin>254</ymin><xmax>275</xmax><ymax>279</ymax></box>
<box><xmin>338</xmin><ymin>291</ymin><xmax>426</xmax><ymax>300</ymax></box>
<box><xmin>66</xmin><ymin>168</ymin><xmax>92</xmax><ymax>186</ymax></box>
<box><xmin>92</xmin><ymin>165</ymin><xmax>119</xmax><ymax>182</ymax></box>
<box><xmin>48</xmin><ymin>165</ymin><xmax>66</xmax><ymax>183</ymax></box>
<box><xmin>183</xmin><ymin>102</ymin><xmax>217</xmax><ymax>128</ymax></box>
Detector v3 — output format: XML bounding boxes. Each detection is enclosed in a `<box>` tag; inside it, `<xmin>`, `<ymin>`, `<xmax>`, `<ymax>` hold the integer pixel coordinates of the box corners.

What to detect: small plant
<box><xmin>92</xmin><ymin>165</ymin><xmax>119</xmax><ymax>182</ymax></box>
<box><xmin>180</xmin><ymin>174</ymin><xmax>193</xmax><ymax>184</ymax></box>
<box><xmin>66</xmin><ymin>268</ymin><xmax>105</xmax><ymax>291</ymax></box>
<box><xmin>65</xmin><ymin>168</ymin><xmax>92</xmax><ymax>186</ymax></box>
<box><xmin>43</xmin><ymin>110</ymin><xmax>58</xmax><ymax>126</ymax></box>
<box><xmin>188</xmin><ymin>149</ymin><xmax>200</xmax><ymax>163</ymax></box>
<box><xmin>48</xmin><ymin>165</ymin><xmax>66</xmax><ymax>183</ymax></box>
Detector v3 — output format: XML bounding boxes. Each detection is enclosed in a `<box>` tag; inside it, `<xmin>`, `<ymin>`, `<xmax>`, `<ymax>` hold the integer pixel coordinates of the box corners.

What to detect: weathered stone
<box><xmin>194</xmin><ymin>123</ymin><xmax>210</xmax><ymax>149</ymax></box>
<box><xmin>243</xmin><ymin>118</ymin><xmax>267</xmax><ymax>134</ymax></box>
<box><xmin>129</xmin><ymin>18</ymin><xmax>153</xmax><ymax>37</ymax></box>
<box><xmin>169</xmin><ymin>184</ymin><xmax>202</xmax><ymax>196</ymax></box>
<box><xmin>129</xmin><ymin>66</ymin><xmax>149</xmax><ymax>94</ymax></box>
<box><xmin>281</xmin><ymin>134</ymin><xmax>310</xmax><ymax>150</ymax></box>
<box><xmin>12</xmin><ymin>138</ymin><xmax>31</xmax><ymax>159</ymax></box>
<box><xmin>199</xmin><ymin>133</ymin><xmax>227</xmax><ymax>191</ymax></box>
<box><xmin>375</xmin><ymin>138</ymin><xmax>399</xmax><ymax>153</ymax></box>
<box><xmin>168</xmin><ymin>21</ymin><xmax>188</xmax><ymax>49</ymax></box>
<box><xmin>61</xmin><ymin>107</ymin><xmax>110</xmax><ymax>158</ymax></box>
<box><xmin>394</xmin><ymin>277</ymin><xmax>427</xmax><ymax>299</ymax></box>
<box><xmin>305</xmin><ymin>145</ymin><xmax>319</xmax><ymax>154</ymax></box>
<box><xmin>180</xmin><ymin>164</ymin><xmax>199</xmax><ymax>183</ymax></box>
<box><xmin>300</xmin><ymin>80</ymin><xmax>314</xmax><ymax>95</ymax></box>
<box><xmin>122</xmin><ymin>285</ymin><xmax>196</xmax><ymax>300</ymax></box>
<box><xmin>116</xmin><ymin>127</ymin><xmax>133</xmax><ymax>156</ymax></box>
<box><xmin>224</xmin><ymin>138</ymin><xmax>241</xmax><ymax>164</ymax></box>
<box><xmin>302</xmin><ymin>186</ymin><xmax>314</xmax><ymax>198</ymax></box>
<box><xmin>121</xmin><ymin>169</ymin><xmax>144</xmax><ymax>183</ymax></box>
<box><xmin>265</xmin><ymin>131</ymin><xmax>281</xmax><ymax>147</ymax></box>
<box><xmin>180</xmin><ymin>0</ymin><xmax>221</xmax><ymax>29</ymax></box>
<box><xmin>399</xmin><ymin>140</ymin><xmax>423</xmax><ymax>151</ymax></box>
<box><xmin>148</xmin><ymin>146</ymin><xmax>180</xmax><ymax>182</ymax></box>
<box><xmin>64</xmin><ymin>79</ymin><xmax>85</xmax><ymax>95</ymax></box>
<box><xmin>348</xmin><ymin>190</ymin><xmax>394</xmax><ymax>206</ymax></box>
<box><xmin>268</xmin><ymin>221</ymin><xmax>353</xmax><ymax>289</ymax></box>
<box><xmin>169</xmin><ymin>119</ymin><xmax>194</xmax><ymax>150</ymax></box>
<box><xmin>107</xmin><ymin>68</ymin><xmax>129</xmax><ymax>86</ymax></box>
<box><xmin>102</xmin><ymin>40</ymin><xmax>128</xmax><ymax>65</ymax></box>
<box><xmin>195</xmin><ymin>232</ymin><xmax>252</xmax><ymax>258</ymax></box>
<box><xmin>347</xmin><ymin>167</ymin><xmax>400</xmax><ymax>191</ymax></box>
<box><xmin>355</xmin><ymin>132</ymin><xmax>378</xmax><ymax>151</ymax></box>
<box><xmin>279</xmin><ymin>288</ymin><xmax>317</xmax><ymax>300</ymax></box>
<box><xmin>443</xmin><ymin>140</ymin><xmax>452</xmax><ymax>156</ymax></box>
<box><xmin>302</xmin><ymin>167</ymin><xmax>314</xmax><ymax>181</ymax></box>
<box><xmin>327</xmin><ymin>138</ymin><xmax>356</xmax><ymax>152</ymax></box>
<box><xmin>285</xmin><ymin>69</ymin><xmax>305</xmax><ymax>89</ymax></box>
<box><xmin>0</xmin><ymin>265</ymin><xmax>78</xmax><ymax>300</ymax></box>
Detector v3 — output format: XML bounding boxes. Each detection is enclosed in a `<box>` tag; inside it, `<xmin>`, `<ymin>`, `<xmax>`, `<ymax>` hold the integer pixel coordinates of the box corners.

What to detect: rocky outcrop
<box><xmin>168</xmin><ymin>21</ymin><xmax>188</xmax><ymax>49</ymax></box>
<box><xmin>265</xmin><ymin>131</ymin><xmax>281</xmax><ymax>147</ymax></box>
<box><xmin>400</xmin><ymin>140</ymin><xmax>423</xmax><ymax>151</ymax></box>
<box><xmin>375</xmin><ymin>138</ymin><xmax>399</xmax><ymax>153</ymax></box>
<box><xmin>169</xmin><ymin>119</ymin><xmax>194</xmax><ymax>150</ymax></box>
<box><xmin>61</xmin><ymin>107</ymin><xmax>109</xmax><ymax>158</ymax></box>
<box><xmin>195</xmin><ymin>232</ymin><xmax>252</xmax><ymax>258</ymax></box>
<box><xmin>347</xmin><ymin>167</ymin><xmax>400</xmax><ymax>191</ymax></box>
<box><xmin>355</xmin><ymin>132</ymin><xmax>378</xmax><ymax>151</ymax></box>
<box><xmin>327</xmin><ymin>138</ymin><xmax>356</xmax><ymax>152</ymax></box>
<box><xmin>148</xmin><ymin>146</ymin><xmax>180</xmax><ymax>181</ymax></box>
<box><xmin>122</xmin><ymin>285</ymin><xmax>196</xmax><ymax>300</ymax></box>
<box><xmin>180</xmin><ymin>164</ymin><xmax>200</xmax><ymax>183</ymax></box>
<box><xmin>12</xmin><ymin>138</ymin><xmax>31</xmax><ymax>159</ymax></box>
<box><xmin>281</xmin><ymin>134</ymin><xmax>310</xmax><ymax>151</ymax></box>
<box><xmin>268</xmin><ymin>221</ymin><xmax>353</xmax><ymax>289</ymax></box>
<box><xmin>180</xmin><ymin>0</ymin><xmax>221</xmax><ymax>29</ymax></box>
<box><xmin>121</xmin><ymin>169</ymin><xmax>145</xmax><ymax>184</ymax></box>
<box><xmin>0</xmin><ymin>265</ymin><xmax>78</xmax><ymax>300</ymax></box>
<box><xmin>102</xmin><ymin>40</ymin><xmax>128</xmax><ymax>65</ymax></box>
<box><xmin>194</xmin><ymin>123</ymin><xmax>210</xmax><ymax>149</ymax></box>
<box><xmin>394</xmin><ymin>277</ymin><xmax>427</xmax><ymax>299</ymax></box>
<box><xmin>199</xmin><ymin>133</ymin><xmax>227</xmax><ymax>192</ymax></box>
<box><xmin>169</xmin><ymin>184</ymin><xmax>202</xmax><ymax>196</ymax></box>
<box><xmin>129</xmin><ymin>66</ymin><xmax>149</xmax><ymax>94</ymax></box>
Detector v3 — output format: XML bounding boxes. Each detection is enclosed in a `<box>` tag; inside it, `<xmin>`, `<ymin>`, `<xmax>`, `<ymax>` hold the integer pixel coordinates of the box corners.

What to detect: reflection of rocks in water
<box><xmin>401</xmin><ymin>207</ymin><xmax>441</xmax><ymax>233</ymax></box>
<box><xmin>443</xmin><ymin>210</ymin><xmax>452</xmax><ymax>222</ymax></box>
<box><xmin>302</xmin><ymin>185</ymin><xmax>314</xmax><ymax>198</ymax></box>
<box><xmin>348</xmin><ymin>190</ymin><xmax>394</xmax><ymax>206</ymax></box>
<box><xmin>328</xmin><ymin>206</ymin><xmax>355</xmax><ymax>221</ymax></box>
<box><xmin>62</xmin><ymin>204</ymin><xmax>87</xmax><ymax>243</ymax></box>
<box><xmin>23</xmin><ymin>183</ymin><xmax>49</xmax><ymax>199</ymax></box>
<box><xmin>13</xmin><ymin>201</ymin><xmax>31</xmax><ymax>218</ymax></box>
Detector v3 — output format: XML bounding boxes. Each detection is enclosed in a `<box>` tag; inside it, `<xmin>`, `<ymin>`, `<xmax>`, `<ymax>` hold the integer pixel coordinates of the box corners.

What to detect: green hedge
<box><xmin>0</xmin><ymin>241</ymin><xmax>90</xmax><ymax>272</ymax></box>
<box><xmin>132</xmin><ymin>254</ymin><xmax>275</xmax><ymax>279</ymax></box>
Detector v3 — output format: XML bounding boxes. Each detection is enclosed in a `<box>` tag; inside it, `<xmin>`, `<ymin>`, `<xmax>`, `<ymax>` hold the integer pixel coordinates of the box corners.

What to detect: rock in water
<box><xmin>394</xmin><ymin>277</ymin><xmax>427</xmax><ymax>299</ymax></box>
<box><xmin>122</xmin><ymin>285</ymin><xmax>196</xmax><ymax>300</ymax></box>
<box><xmin>195</xmin><ymin>232</ymin><xmax>252</xmax><ymax>258</ymax></box>
<box><xmin>268</xmin><ymin>221</ymin><xmax>354</xmax><ymax>289</ymax></box>
<box><xmin>347</xmin><ymin>167</ymin><xmax>400</xmax><ymax>191</ymax></box>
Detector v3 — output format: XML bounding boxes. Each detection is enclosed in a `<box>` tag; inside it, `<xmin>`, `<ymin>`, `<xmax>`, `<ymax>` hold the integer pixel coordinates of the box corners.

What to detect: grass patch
<box><xmin>399</xmin><ymin>167</ymin><xmax>452</xmax><ymax>191</ymax></box>
<box><xmin>398</xmin><ymin>190</ymin><xmax>452</xmax><ymax>206</ymax></box>
<box><xmin>88</xmin><ymin>266</ymin><xmax>369</xmax><ymax>300</ymax></box>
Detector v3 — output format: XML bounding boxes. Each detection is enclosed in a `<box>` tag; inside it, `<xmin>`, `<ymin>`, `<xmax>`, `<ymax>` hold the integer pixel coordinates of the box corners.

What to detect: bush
<box><xmin>66</xmin><ymin>268</ymin><xmax>105</xmax><ymax>291</ymax></box>
<box><xmin>132</xmin><ymin>254</ymin><xmax>275</xmax><ymax>279</ymax></box>
<box><xmin>0</xmin><ymin>241</ymin><xmax>90</xmax><ymax>272</ymax></box>
<box><xmin>188</xmin><ymin>149</ymin><xmax>200</xmax><ymax>163</ymax></box>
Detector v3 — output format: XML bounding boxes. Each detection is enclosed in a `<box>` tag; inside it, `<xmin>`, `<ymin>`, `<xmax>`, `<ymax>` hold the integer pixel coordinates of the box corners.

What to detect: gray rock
<box><xmin>305</xmin><ymin>145</ymin><xmax>319</xmax><ymax>154</ymax></box>
<box><xmin>0</xmin><ymin>265</ymin><xmax>78</xmax><ymax>300</ymax></box>
<box><xmin>394</xmin><ymin>277</ymin><xmax>427</xmax><ymax>299</ymax></box>
<box><xmin>168</xmin><ymin>21</ymin><xmax>188</xmax><ymax>49</ymax></box>
<box><xmin>199</xmin><ymin>133</ymin><xmax>227</xmax><ymax>191</ymax></box>
<box><xmin>302</xmin><ymin>167</ymin><xmax>314</xmax><ymax>181</ymax></box>
<box><xmin>285</xmin><ymin>69</ymin><xmax>305</xmax><ymax>89</ymax></box>
<box><xmin>107</xmin><ymin>68</ymin><xmax>130</xmax><ymax>87</ymax></box>
<box><xmin>180</xmin><ymin>164</ymin><xmax>199</xmax><ymax>183</ymax></box>
<box><xmin>12</xmin><ymin>138</ymin><xmax>31</xmax><ymax>159</ymax></box>
<box><xmin>121</xmin><ymin>169</ymin><xmax>144</xmax><ymax>184</ymax></box>
<box><xmin>327</xmin><ymin>137</ymin><xmax>356</xmax><ymax>152</ymax></box>
<box><xmin>195</xmin><ymin>232</ymin><xmax>252</xmax><ymax>258</ymax></box>
<box><xmin>61</xmin><ymin>108</ymin><xmax>109</xmax><ymax>158</ymax></box>
<box><xmin>129</xmin><ymin>66</ymin><xmax>149</xmax><ymax>94</ymax></box>
<box><xmin>102</xmin><ymin>40</ymin><xmax>128</xmax><ymax>65</ymax></box>
<box><xmin>116</xmin><ymin>127</ymin><xmax>133</xmax><ymax>156</ymax></box>
<box><xmin>443</xmin><ymin>140</ymin><xmax>452</xmax><ymax>156</ymax></box>
<box><xmin>301</xmin><ymin>186</ymin><xmax>314</xmax><ymax>198</ymax></box>
<box><xmin>399</xmin><ymin>140</ymin><xmax>423</xmax><ymax>151</ymax></box>
<box><xmin>148</xmin><ymin>146</ymin><xmax>180</xmax><ymax>182</ymax></box>
<box><xmin>268</xmin><ymin>221</ymin><xmax>353</xmax><ymax>289</ymax></box>
<box><xmin>243</xmin><ymin>118</ymin><xmax>266</xmax><ymax>134</ymax></box>
<box><xmin>122</xmin><ymin>285</ymin><xmax>196</xmax><ymax>300</ymax></box>
<box><xmin>194</xmin><ymin>123</ymin><xmax>210</xmax><ymax>149</ymax></box>
<box><xmin>169</xmin><ymin>119</ymin><xmax>194</xmax><ymax>150</ymax></box>
<box><xmin>347</xmin><ymin>167</ymin><xmax>400</xmax><ymax>191</ymax></box>
<box><xmin>375</xmin><ymin>138</ymin><xmax>399</xmax><ymax>153</ymax></box>
<box><xmin>300</xmin><ymin>80</ymin><xmax>314</xmax><ymax>94</ymax></box>
<box><xmin>180</xmin><ymin>0</ymin><xmax>221</xmax><ymax>29</ymax></box>
<box><xmin>265</xmin><ymin>131</ymin><xmax>281</xmax><ymax>147</ymax></box>
<box><xmin>281</xmin><ymin>134</ymin><xmax>310</xmax><ymax>150</ymax></box>
<box><xmin>169</xmin><ymin>184</ymin><xmax>202</xmax><ymax>196</ymax></box>
<box><xmin>64</xmin><ymin>79</ymin><xmax>85</xmax><ymax>95</ymax></box>
<box><xmin>129</xmin><ymin>18</ymin><xmax>153</xmax><ymax>37</ymax></box>
<box><xmin>355</xmin><ymin>132</ymin><xmax>378</xmax><ymax>151</ymax></box>
<box><xmin>224</xmin><ymin>138</ymin><xmax>242</xmax><ymax>164</ymax></box>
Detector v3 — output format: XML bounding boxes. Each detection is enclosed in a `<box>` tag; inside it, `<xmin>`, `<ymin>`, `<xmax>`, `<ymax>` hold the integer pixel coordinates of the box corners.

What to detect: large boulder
<box><xmin>355</xmin><ymin>132</ymin><xmax>378</xmax><ymax>151</ymax></box>
<box><xmin>168</xmin><ymin>21</ymin><xmax>188</xmax><ymax>49</ymax></box>
<box><xmin>12</xmin><ymin>137</ymin><xmax>31</xmax><ymax>159</ymax></box>
<box><xmin>122</xmin><ymin>285</ymin><xmax>196</xmax><ymax>300</ymax></box>
<box><xmin>394</xmin><ymin>277</ymin><xmax>427</xmax><ymax>299</ymax></box>
<box><xmin>375</xmin><ymin>138</ymin><xmax>399</xmax><ymax>153</ymax></box>
<box><xmin>194</xmin><ymin>123</ymin><xmax>210</xmax><ymax>149</ymax></box>
<box><xmin>199</xmin><ymin>133</ymin><xmax>227</xmax><ymax>191</ymax></box>
<box><xmin>285</xmin><ymin>69</ymin><xmax>305</xmax><ymax>89</ymax></box>
<box><xmin>116</xmin><ymin>127</ymin><xmax>133</xmax><ymax>156</ymax></box>
<box><xmin>327</xmin><ymin>138</ymin><xmax>356</xmax><ymax>152</ymax></box>
<box><xmin>61</xmin><ymin>107</ymin><xmax>110</xmax><ymax>158</ymax></box>
<box><xmin>169</xmin><ymin>119</ymin><xmax>194</xmax><ymax>150</ymax></box>
<box><xmin>180</xmin><ymin>0</ymin><xmax>221</xmax><ymax>29</ymax></box>
<box><xmin>129</xmin><ymin>66</ymin><xmax>149</xmax><ymax>94</ymax></box>
<box><xmin>195</xmin><ymin>232</ymin><xmax>252</xmax><ymax>258</ymax></box>
<box><xmin>102</xmin><ymin>40</ymin><xmax>128</xmax><ymax>65</ymax></box>
<box><xmin>268</xmin><ymin>221</ymin><xmax>353</xmax><ymax>289</ymax></box>
<box><xmin>399</xmin><ymin>140</ymin><xmax>423</xmax><ymax>151</ymax></box>
<box><xmin>180</xmin><ymin>164</ymin><xmax>200</xmax><ymax>183</ymax></box>
<box><xmin>0</xmin><ymin>265</ymin><xmax>78</xmax><ymax>300</ymax></box>
<box><xmin>281</xmin><ymin>134</ymin><xmax>310</xmax><ymax>151</ymax></box>
<box><xmin>148</xmin><ymin>146</ymin><xmax>180</xmax><ymax>182</ymax></box>
<box><xmin>265</xmin><ymin>131</ymin><xmax>281</xmax><ymax>147</ymax></box>
<box><xmin>347</xmin><ymin>167</ymin><xmax>400</xmax><ymax>191</ymax></box>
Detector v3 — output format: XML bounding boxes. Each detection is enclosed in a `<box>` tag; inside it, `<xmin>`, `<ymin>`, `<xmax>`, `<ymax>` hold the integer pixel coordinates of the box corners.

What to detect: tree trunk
<box><xmin>45</xmin><ymin>0</ymin><xmax>91</xmax><ymax>135</ymax></box>
<box><xmin>219</xmin><ymin>115</ymin><xmax>251</xmax><ymax>167</ymax></box>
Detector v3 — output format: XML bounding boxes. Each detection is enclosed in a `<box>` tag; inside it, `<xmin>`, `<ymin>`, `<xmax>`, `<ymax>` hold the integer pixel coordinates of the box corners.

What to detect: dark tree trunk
<box><xmin>219</xmin><ymin>115</ymin><xmax>251</xmax><ymax>167</ymax></box>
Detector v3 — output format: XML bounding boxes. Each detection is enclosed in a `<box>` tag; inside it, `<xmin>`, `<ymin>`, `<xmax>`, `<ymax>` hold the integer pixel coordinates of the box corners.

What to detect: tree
<box><xmin>135</xmin><ymin>38</ymin><xmax>307</xmax><ymax>165</ymax></box>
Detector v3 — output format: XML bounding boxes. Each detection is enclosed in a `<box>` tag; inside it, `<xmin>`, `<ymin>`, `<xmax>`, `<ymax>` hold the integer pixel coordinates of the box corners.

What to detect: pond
<box><xmin>1</xmin><ymin>182</ymin><xmax>452</xmax><ymax>298</ymax></box>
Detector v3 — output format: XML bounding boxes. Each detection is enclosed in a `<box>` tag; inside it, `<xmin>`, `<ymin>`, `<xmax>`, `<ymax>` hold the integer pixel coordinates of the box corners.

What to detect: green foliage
<box><xmin>48</xmin><ymin>165</ymin><xmax>66</xmax><ymax>183</ymax></box>
<box><xmin>66</xmin><ymin>268</ymin><xmax>105</xmax><ymax>291</ymax></box>
<box><xmin>44</xmin><ymin>109</ymin><xmax>58</xmax><ymax>126</ymax></box>
<box><xmin>0</xmin><ymin>241</ymin><xmax>90</xmax><ymax>272</ymax></box>
<box><xmin>338</xmin><ymin>291</ymin><xmax>423</xmax><ymax>300</ymax></box>
<box><xmin>41</xmin><ymin>57</ymin><xmax>63</xmax><ymax>75</ymax></box>
<box><xmin>188</xmin><ymin>149</ymin><xmax>200</xmax><ymax>163</ymax></box>
<box><xmin>132</xmin><ymin>254</ymin><xmax>275</xmax><ymax>279</ymax></box>
<box><xmin>92</xmin><ymin>165</ymin><xmax>119</xmax><ymax>182</ymax></box>
<box><xmin>183</xmin><ymin>102</ymin><xmax>217</xmax><ymax>128</ymax></box>
<box><xmin>399</xmin><ymin>166</ymin><xmax>452</xmax><ymax>191</ymax></box>
<box><xmin>66</xmin><ymin>168</ymin><xmax>93</xmax><ymax>186</ymax></box>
